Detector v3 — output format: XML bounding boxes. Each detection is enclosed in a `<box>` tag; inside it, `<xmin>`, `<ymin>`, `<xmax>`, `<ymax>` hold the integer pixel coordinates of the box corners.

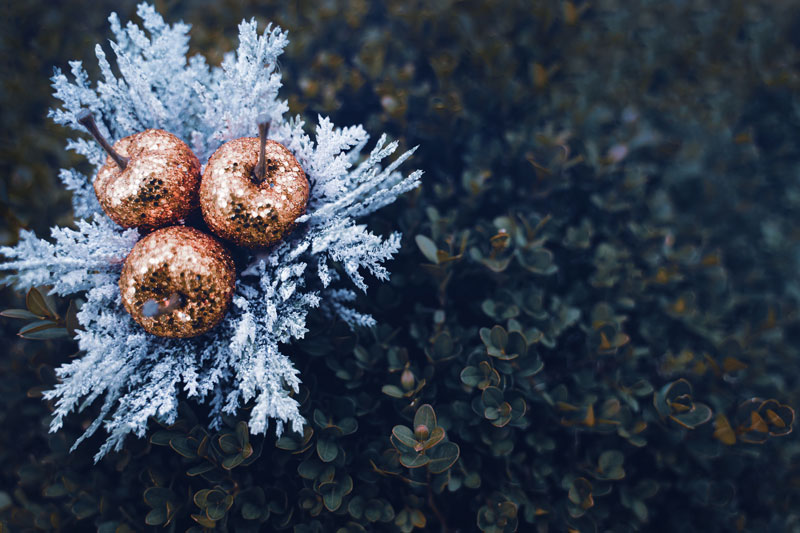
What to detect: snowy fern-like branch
<box><xmin>1</xmin><ymin>3</ymin><xmax>421</xmax><ymax>460</ymax></box>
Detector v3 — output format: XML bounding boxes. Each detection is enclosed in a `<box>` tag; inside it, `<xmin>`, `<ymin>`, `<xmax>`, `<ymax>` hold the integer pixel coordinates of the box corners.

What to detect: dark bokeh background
<box><xmin>2</xmin><ymin>1</ymin><xmax>800</xmax><ymax>531</ymax></box>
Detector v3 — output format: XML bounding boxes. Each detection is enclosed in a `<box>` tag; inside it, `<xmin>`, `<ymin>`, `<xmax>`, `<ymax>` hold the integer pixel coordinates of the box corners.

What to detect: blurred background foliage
<box><xmin>2</xmin><ymin>0</ymin><xmax>800</xmax><ymax>531</ymax></box>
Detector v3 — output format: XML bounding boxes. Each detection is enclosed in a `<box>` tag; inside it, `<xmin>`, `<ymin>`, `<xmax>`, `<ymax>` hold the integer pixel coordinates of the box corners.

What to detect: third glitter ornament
<box><xmin>200</xmin><ymin>119</ymin><xmax>309</xmax><ymax>248</ymax></box>
<box><xmin>119</xmin><ymin>226</ymin><xmax>235</xmax><ymax>338</ymax></box>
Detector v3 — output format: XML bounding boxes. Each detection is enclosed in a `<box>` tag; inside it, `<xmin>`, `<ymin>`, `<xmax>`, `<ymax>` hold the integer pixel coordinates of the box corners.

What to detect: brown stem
<box><xmin>427</xmin><ymin>471</ymin><xmax>450</xmax><ymax>532</ymax></box>
<box><xmin>142</xmin><ymin>293</ymin><xmax>186</xmax><ymax>318</ymax></box>
<box><xmin>252</xmin><ymin>116</ymin><xmax>271</xmax><ymax>183</ymax></box>
<box><xmin>76</xmin><ymin>110</ymin><xmax>129</xmax><ymax>170</ymax></box>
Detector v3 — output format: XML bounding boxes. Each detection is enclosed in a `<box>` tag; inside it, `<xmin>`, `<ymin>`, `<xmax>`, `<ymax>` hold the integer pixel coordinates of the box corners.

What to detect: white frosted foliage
<box><xmin>0</xmin><ymin>3</ymin><xmax>420</xmax><ymax>461</ymax></box>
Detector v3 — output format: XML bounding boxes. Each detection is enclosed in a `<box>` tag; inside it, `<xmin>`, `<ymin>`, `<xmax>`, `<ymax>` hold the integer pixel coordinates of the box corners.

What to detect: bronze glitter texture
<box><xmin>199</xmin><ymin>137</ymin><xmax>309</xmax><ymax>248</ymax></box>
<box><xmin>94</xmin><ymin>129</ymin><xmax>201</xmax><ymax>229</ymax></box>
<box><xmin>119</xmin><ymin>226</ymin><xmax>236</xmax><ymax>338</ymax></box>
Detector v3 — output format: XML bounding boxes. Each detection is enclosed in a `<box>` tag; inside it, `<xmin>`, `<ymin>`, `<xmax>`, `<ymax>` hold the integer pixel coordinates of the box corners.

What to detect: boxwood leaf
<box><xmin>186</xmin><ymin>462</ymin><xmax>215</xmax><ymax>477</ymax></box>
<box><xmin>241</xmin><ymin>502</ymin><xmax>263</xmax><ymax>520</ymax></box>
<box><xmin>482</xmin><ymin>387</ymin><xmax>504</xmax><ymax>408</ymax></box>
<box><xmin>399</xmin><ymin>453</ymin><xmax>430</xmax><ymax>468</ymax></box>
<box><xmin>392</xmin><ymin>425</ymin><xmax>418</xmax><ymax>448</ymax></box>
<box><xmin>317</xmin><ymin>438</ymin><xmax>339</xmax><ymax>462</ymax></box>
<box><xmin>382</xmin><ymin>385</ymin><xmax>405</xmax><ymax>398</ymax></box>
<box><xmin>0</xmin><ymin>309</ymin><xmax>40</xmax><ymax>319</ymax></box>
<box><xmin>413</xmin><ymin>404</ymin><xmax>437</xmax><ymax>431</ymax></box>
<box><xmin>145</xmin><ymin>507</ymin><xmax>167</xmax><ymax>526</ymax></box>
<box><xmin>222</xmin><ymin>453</ymin><xmax>245</xmax><ymax>470</ymax></box>
<box><xmin>21</xmin><ymin>327</ymin><xmax>70</xmax><ymax>340</ymax></box>
<box><xmin>26</xmin><ymin>287</ymin><xmax>55</xmax><ymax>319</ymax></box>
<box><xmin>218</xmin><ymin>433</ymin><xmax>239</xmax><ymax>454</ymax></box>
<box><xmin>427</xmin><ymin>442</ymin><xmax>459</xmax><ymax>474</ymax></box>
<box><xmin>169</xmin><ymin>436</ymin><xmax>198</xmax><ymax>459</ymax></box>
<box><xmin>415</xmin><ymin>235</ymin><xmax>440</xmax><ymax>264</ymax></box>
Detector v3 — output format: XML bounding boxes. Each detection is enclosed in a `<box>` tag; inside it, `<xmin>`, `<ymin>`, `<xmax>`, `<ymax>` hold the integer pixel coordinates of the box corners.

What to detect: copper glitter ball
<box><xmin>119</xmin><ymin>226</ymin><xmax>235</xmax><ymax>338</ymax></box>
<box><xmin>94</xmin><ymin>129</ymin><xmax>201</xmax><ymax>229</ymax></box>
<box><xmin>199</xmin><ymin>137</ymin><xmax>309</xmax><ymax>248</ymax></box>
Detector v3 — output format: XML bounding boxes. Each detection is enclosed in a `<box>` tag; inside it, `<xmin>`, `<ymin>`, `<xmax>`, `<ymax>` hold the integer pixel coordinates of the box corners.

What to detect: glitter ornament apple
<box><xmin>77</xmin><ymin>110</ymin><xmax>201</xmax><ymax>229</ymax></box>
<box><xmin>200</xmin><ymin>118</ymin><xmax>309</xmax><ymax>248</ymax></box>
<box><xmin>119</xmin><ymin>226</ymin><xmax>235</xmax><ymax>338</ymax></box>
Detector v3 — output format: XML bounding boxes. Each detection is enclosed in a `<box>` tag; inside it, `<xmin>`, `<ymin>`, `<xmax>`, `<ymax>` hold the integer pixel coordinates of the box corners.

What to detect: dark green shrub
<box><xmin>2</xmin><ymin>0</ymin><xmax>800</xmax><ymax>531</ymax></box>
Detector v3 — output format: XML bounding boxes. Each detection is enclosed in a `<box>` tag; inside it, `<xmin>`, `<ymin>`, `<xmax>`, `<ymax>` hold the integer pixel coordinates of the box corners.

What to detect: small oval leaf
<box><xmin>26</xmin><ymin>288</ymin><xmax>56</xmax><ymax>319</ymax></box>
<box><xmin>415</xmin><ymin>235</ymin><xmax>440</xmax><ymax>264</ymax></box>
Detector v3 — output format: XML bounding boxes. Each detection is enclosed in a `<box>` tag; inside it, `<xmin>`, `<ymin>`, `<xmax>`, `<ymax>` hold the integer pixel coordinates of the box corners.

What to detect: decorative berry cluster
<box><xmin>0</xmin><ymin>4</ymin><xmax>421</xmax><ymax>458</ymax></box>
<box><xmin>79</xmin><ymin>112</ymin><xmax>309</xmax><ymax>338</ymax></box>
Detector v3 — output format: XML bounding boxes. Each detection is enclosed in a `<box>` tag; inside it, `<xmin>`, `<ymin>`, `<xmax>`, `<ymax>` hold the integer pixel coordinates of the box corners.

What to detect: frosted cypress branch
<box><xmin>0</xmin><ymin>217</ymin><xmax>138</xmax><ymax>295</ymax></box>
<box><xmin>2</xmin><ymin>2</ymin><xmax>421</xmax><ymax>460</ymax></box>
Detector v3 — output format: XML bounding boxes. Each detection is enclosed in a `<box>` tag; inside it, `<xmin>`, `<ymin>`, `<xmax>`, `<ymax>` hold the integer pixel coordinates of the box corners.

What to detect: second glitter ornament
<box><xmin>200</xmin><ymin>119</ymin><xmax>310</xmax><ymax>248</ymax></box>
